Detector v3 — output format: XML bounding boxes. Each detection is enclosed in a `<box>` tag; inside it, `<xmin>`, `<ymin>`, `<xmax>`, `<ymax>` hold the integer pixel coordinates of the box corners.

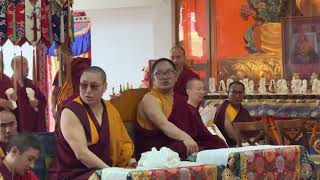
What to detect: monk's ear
<box><xmin>186</xmin><ymin>89</ymin><xmax>191</xmax><ymax>97</ymax></box>
<box><xmin>103</xmin><ymin>82</ymin><xmax>108</xmax><ymax>92</ymax></box>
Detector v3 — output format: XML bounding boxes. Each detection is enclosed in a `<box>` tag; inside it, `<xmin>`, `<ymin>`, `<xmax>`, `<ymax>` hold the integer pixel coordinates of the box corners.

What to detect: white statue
<box><xmin>268</xmin><ymin>79</ymin><xmax>276</xmax><ymax>93</ymax></box>
<box><xmin>209</xmin><ymin>78</ymin><xmax>216</xmax><ymax>93</ymax></box>
<box><xmin>242</xmin><ymin>78</ymin><xmax>249</xmax><ymax>94</ymax></box>
<box><xmin>301</xmin><ymin>79</ymin><xmax>308</xmax><ymax>94</ymax></box>
<box><xmin>248</xmin><ymin>80</ymin><xmax>255</xmax><ymax>94</ymax></box>
<box><xmin>226</xmin><ymin>78</ymin><xmax>234</xmax><ymax>91</ymax></box>
<box><xmin>291</xmin><ymin>73</ymin><xmax>302</xmax><ymax>94</ymax></box>
<box><xmin>258</xmin><ymin>77</ymin><xmax>267</xmax><ymax>94</ymax></box>
<box><xmin>310</xmin><ymin>73</ymin><xmax>318</xmax><ymax>85</ymax></box>
<box><xmin>218</xmin><ymin>80</ymin><xmax>226</xmax><ymax>93</ymax></box>
<box><xmin>312</xmin><ymin>78</ymin><xmax>320</xmax><ymax>94</ymax></box>
<box><xmin>276</xmin><ymin>79</ymin><xmax>288</xmax><ymax>94</ymax></box>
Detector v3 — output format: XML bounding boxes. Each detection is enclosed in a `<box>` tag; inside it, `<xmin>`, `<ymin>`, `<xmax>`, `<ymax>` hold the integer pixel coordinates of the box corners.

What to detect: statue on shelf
<box><xmin>301</xmin><ymin>79</ymin><xmax>308</xmax><ymax>94</ymax></box>
<box><xmin>248</xmin><ymin>80</ymin><xmax>255</xmax><ymax>94</ymax></box>
<box><xmin>209</xmin><ymin>78</ymin><xmax>216</xmax><ymax>93</ymax></box>
<box><xmin>268</xmin><ymin>79</ymin><xmax>276</xmax><ymax>93</ymax></box>
<box><xmin>241</xmin><ymin>78</ymin><xmax>249</xmax><ymax>94</ymax></box>
<box><xmin>310</xmin><ymin>73</ymin><xmax>318</xmax><ymax>85</ymax></box>
<box><xmin>291</xmin><ymin>73</ymin><xmax>302</xmax><ymax>94</ymax></box>
<box><xmin>258</xmin><ymin>76</ymin><xmax>267</xmax><ymax>94</ymax></box>
<box><xmin>276</xmin><ymin>79</ymin><xmax>288</xmax><ymax>94</ymax></box>
<box><xmin>218</xmin><ymin>80</ymin><xmax>226</xmax><ymax>93</ymax></box>
<box><xmin>312</xmin><ymin>78</ymin><xmax>320</xmax><ymax>94</ymax></box>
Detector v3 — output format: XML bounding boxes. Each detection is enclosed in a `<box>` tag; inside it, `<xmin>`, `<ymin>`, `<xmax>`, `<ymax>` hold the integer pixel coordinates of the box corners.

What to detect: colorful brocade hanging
<box><xmin>50</xmin><ymin>0</ymin><xmax>68</xmax><ymax>44</ymax></box>
<box><xmin>40</xmin><ymin>0</ymin><xmax>51</xmax><ymax>47</ymax></box>
<box><xmin>0</xmin><ymin>0</ymin><xmax>8</xmax><ymax>46</ymax></box>
<box><xmin>1</xmin><ymin>0</ymin><xmax>72</xmax><ymax>47</ymax></box>
<box><xmin>25</xmin><ymin>0</ymin><xmax>41</xmax><ymax>45</ymax></box>
<box><xmin>6</xmin><ymin>0</ymin><xmax>26</xmax><ymax>46</ymax></box>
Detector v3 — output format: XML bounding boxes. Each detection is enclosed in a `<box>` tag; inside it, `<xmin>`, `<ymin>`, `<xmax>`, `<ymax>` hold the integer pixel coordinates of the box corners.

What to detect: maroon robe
<box><xmin>214</xmin><ymin>100</ymin><xmax>252</xmax><ymax>147</ymax></box>
<box><xmin>0</xmin><ymin>74</ymin><xmax>14</xmax><ymax>111</ymax></box>
<box><xmin>174</xmin><ymin>66</ymin><xmax>199</xmax><ymax>97</ymax></box>
<box><xmin>15</xmin><ymin>78</ymin><xmax>47</xmax><ymax>132</ymax></box>
<box><xmin>0</xmin><ymin>159</ymin><xmax>39</xmax><ymax>180</ymax></box>
<box><xmin>48</xmin><ymin>98</ymin><xmax>111</xmax><ymax>180</ymax></box>
<box><xmin>135</xmin><ymin>94</ymin><xmax>228</xmax><ymax>160</ymax></box>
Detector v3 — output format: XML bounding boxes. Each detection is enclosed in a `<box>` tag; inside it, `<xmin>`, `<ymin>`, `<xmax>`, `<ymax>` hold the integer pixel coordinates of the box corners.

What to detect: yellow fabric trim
<box><xmin>137</xmin><ymin>89</ymin><xmax>173</xmax><ymax>130</ymax></box>
<box><xmin>73</xmin><ymin>97</ymin><xmax>99</xmax><ymax>145</ymax></box>
<box><xmin>226</xmin><ymin>104</ymin><xmax>238</xmax><ymax>123</ymax></box>
<box><xmin>206</xmin><ymin>119</ymin><xmax>214</xmax><ymax>127</ymax></box>
<box><xmin>87</xmin><ymin>116</ymin><xmax>99</xmax><ymax>145</ymax></box>
<box><xmin>0</xmin><ymin>147</ymin><xmax>4</xmax><ymax>158</ymax></box>
<box><xmin>106</xmin><ymin>101</ymin><xmax>134</xmax><ymax>167</ymax></box>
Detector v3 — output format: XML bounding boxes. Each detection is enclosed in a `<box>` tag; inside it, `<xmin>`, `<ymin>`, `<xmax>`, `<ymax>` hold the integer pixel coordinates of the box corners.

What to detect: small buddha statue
<box><xmin>312</xmin><ymin>78</ymin><xmax>320</xmax><ymax>94</ymax></box>
<box><xmin>248</xmin><ymin>80</ymin><xmax>255</xmax><ymax>94</ymax></box>
<box><xmin>219</xmin><ymin>80</ymin><xmax>226</xmax><ymax>93</ymax></box>
<box><xmin>268</xmin><ymin>79</ymin><xmax>276</xmax><ymax>93</ymax></box>
<box><xmin>276</xmin><ymin>79</ymin><xmax>288</xmax><ymax>94</ymax></box>
<box><xmin>209</xmin><ymin>78</ymin><xmax>216</xmax><ymax>93</ymax></box>
<box><xmin>301</xmin><ymin>79</ymin><xmax>308</xmax><ymax>94</ymax></box>
<box><xmin>258</xmin><ymin>76</ymin><xmax>267</xmax><ymax>94</ymax></box>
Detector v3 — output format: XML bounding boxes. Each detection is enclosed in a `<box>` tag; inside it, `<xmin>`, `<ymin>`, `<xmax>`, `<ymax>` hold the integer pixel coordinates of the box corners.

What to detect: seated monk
<box><xmin>136</xmin><ymin>58</ymin><xmax>227</xmax><ymax>160</ymax></box>
<box><xmin>48</xmin><ymin>66</ymin><xmax>136</xmax><ymax>180</ymax></box>
<box><xmin>0</xmin><ymin>110</ymin><xmax>18</xmax><ymax>157</ymax></box>
<box><xmin>0</xmin><ymin>134</ymin><xmax>40</xmax><ymax>179</ymax></box>
<box><xmin>214</xmin><ymin>81</ymin><xmax>252</xmax><ymax>147</ymax></box>
<box><xmin>11</xmin><ymin>56</ymin><xmax>47</xmax><ymax>132</ymax></box>
<box><xmin>170</xmin><ymin>46</ymin><xmax>199</xmax><ymax>97</ymax></box>
<box><xmin>182</xmin><ymin>78</ymin><xmax>228</xmax><ymax>148</ymax></box>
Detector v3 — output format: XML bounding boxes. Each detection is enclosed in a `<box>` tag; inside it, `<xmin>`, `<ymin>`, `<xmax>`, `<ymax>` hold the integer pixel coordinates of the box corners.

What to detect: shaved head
<box><xmin>82</xmin><ymin>66</ymin><xmax>106</xmax><ymax>83</ymax></box>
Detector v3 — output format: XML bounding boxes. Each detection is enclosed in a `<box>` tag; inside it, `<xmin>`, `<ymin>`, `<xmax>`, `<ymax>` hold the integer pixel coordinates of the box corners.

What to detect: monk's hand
<box><xmin>9</xmin><ymin>92</ymin><xmax>17</xmax><ymax>101</ymax></box>
<box><xmin>127</xmin><ymin>158</ymin><xmax>137</xmax><ymax>168</ymax></box>
<box><xmin>30</xmin><ymin>98</ymin><xmax>39</xmax><ymax>108</ymax></box>
<box><xmin>183</xmin><ymin>136</ymin><xmax>199</xmax><ymax>155</ymax></box>
<box><xmin>3</xmin><ymin>100</ymin><xmax>13</xmax><ymax>110</ymax></box>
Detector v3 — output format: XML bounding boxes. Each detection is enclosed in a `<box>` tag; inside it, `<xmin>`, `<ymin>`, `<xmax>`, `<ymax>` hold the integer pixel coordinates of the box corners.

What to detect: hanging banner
<box><xmin>25</xmin><ymin>0</ymin><xmax>41</xmax><ymax>45</ymax></box>
<box><xmin>0</xmin><ymin>0</ymin><xmax>8</xmax><ymax>46</ymax></box>
<box><xmin>7</xmin><ymin>0</ymin><xmax>26</xmax><ymax>46</ymax></box>
<box><xmin>40</xmin><ymin>0</ymin><xmax>51</xmax><ymax>47</ymax></box>
<box><xmin>50</xmin><ymin>0</ymin><xmax>68</xmax><ymax>44</ymax></box>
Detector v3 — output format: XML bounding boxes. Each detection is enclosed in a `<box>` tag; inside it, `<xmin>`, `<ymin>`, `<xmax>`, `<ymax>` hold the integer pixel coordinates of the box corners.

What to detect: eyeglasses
<box><xmin>80</xmin><ymin>83</ymin><xmax>104</xmax><ymax>91</ymax></box>
<box><xmin>154</xmin><ymin>70</ymin><xmax>176</xmax><ymax>78</ymax></box>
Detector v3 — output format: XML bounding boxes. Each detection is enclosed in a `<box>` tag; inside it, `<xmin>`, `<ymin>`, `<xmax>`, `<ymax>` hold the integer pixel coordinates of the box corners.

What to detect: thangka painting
<box><xmin>282</xmin><ymin>16</ymin><xmax>320</xmax><ymax>79</ymax></box>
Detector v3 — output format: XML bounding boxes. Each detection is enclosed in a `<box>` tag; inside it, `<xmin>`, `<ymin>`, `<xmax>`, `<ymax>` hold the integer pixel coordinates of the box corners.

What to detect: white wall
<box><xmin>86</xmin><ymin>7</ymin><xmax>154</xmax><ymax>98</ymax></box>
<box><xmin>78</xmin><ymin>0</ymin><xmax>175</xmax><ymax>98</ymax></box>
<box><xmin>74</xmin><ymin>0</ymin><xmax>152</xmax><ymax>10</ymax></box>
<box><xmin>151</xmin><ymin>0</ymin><xmax>175</xmax><ymax>58</ymax></box>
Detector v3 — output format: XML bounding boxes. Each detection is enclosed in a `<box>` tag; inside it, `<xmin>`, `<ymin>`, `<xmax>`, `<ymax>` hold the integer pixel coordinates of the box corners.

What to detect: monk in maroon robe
<box><xmin>0</xmin><ymin>73</ymin><xmax>16</xmax><ymax>111</ymax></box>
<box><xmin>0</xmin><ymin>110</ymin><xmax>18</xmax><ymax>157</ymax></box>
<box><xmin>214</xmin><ymin>81</ymin><xmax>252</xmax><ymax>147</ymax></box>
<box><xmin>170</xmin><ymin>46</ymin><xmax>199</xmax><ymax>97</ymax></box>
<box><xmin>49</xmin><ymin>66</ymin><xmax>135</xmax><ymax>180</ymax></box>
<box><xmin>136</xmin><ymin>59</ymin><xmax>226</xmax><ymax>160</ymax></box>
<box><xmin>51</xmin><ymin>57</ymin><xmax>90</xmax><ymax>118</ymax></box>
<box><xmin>11</xmin><ymin>56</ymin><xmax>47</xmax><ymax>132</ymax></box>
<box><xmin>0</xmin><ymin>134</ymin><xmax>40</xmax><ymax>180</ymax></box>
